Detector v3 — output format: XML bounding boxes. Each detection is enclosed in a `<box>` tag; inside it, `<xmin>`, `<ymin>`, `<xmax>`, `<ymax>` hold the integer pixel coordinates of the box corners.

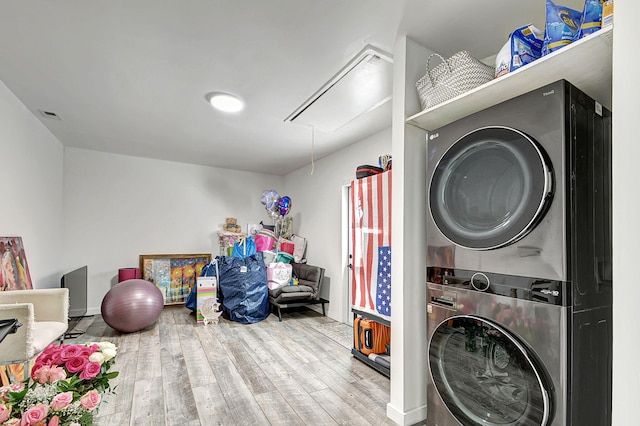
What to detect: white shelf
<box><xmin>406</xmin><ymin>25</ymin><xmax>613</xmax><ymax>132</ymax></box>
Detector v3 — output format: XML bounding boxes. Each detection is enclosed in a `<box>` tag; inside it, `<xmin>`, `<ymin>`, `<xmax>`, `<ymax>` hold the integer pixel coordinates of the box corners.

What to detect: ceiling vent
<box><xmin>285</xmin><ymin>45</ymin><xmax>393</xmax><ymax>133</ymax></box>
<box><xmin>38</xmin><ymin>109</ymin><xmax>62</xmax><ymax>120</ymax></box>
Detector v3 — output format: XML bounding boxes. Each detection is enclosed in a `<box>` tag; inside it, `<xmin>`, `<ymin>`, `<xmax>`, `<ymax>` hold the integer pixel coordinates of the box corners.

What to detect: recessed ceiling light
<box><xmin>205</xmin><ymin>92</ymin><xmax>244</xmax><ymax>113</ymax></box>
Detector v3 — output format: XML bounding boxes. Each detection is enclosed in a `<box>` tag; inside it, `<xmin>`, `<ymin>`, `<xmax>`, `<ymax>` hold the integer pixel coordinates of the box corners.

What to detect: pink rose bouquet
<box><xmin>0</xmin><ymin>342</ymin><xmax>118</xmax><ymax>426</ymax></box>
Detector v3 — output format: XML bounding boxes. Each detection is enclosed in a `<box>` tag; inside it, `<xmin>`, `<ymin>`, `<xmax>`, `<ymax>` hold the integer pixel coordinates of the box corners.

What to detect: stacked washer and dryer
<box><xmin>425</xmin><ymin>80</ymin><xmax>612</xmax><ymax>426</ymax></box>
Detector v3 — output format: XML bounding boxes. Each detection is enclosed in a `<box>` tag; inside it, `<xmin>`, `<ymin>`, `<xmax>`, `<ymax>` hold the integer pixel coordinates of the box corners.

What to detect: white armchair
<box><xmin>0</xmin><ymin>288</ymin><xmax>69</xmax><ymax>380</ymax></box>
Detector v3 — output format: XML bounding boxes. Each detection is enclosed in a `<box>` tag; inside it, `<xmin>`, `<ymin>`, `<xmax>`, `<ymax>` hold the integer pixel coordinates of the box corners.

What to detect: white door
<box><xmin>342</xmin><ymin>183</ymin><xmax>352</xmax><ymax>325</ymax></box>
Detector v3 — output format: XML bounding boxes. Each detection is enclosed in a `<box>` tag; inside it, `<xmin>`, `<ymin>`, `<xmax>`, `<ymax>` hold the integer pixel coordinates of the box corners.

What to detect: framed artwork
<box><xmin>0</xmin><ymin>236</ymin><xmax>33</xmax><ymax>292</ymax></box>
<box><xmin>140</xmin><ymin>253</ymin><xmax>211</xmax><ymax>305</ymax></box>
<box><xmin>0</xmin><ymin>236</ymin><xmax>33</xmax><ymax>385</ymax></box>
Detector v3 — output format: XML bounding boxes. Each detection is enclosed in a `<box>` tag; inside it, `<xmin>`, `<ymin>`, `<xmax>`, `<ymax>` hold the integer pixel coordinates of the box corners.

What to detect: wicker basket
<box><xmin>415</xmin><ymin>51</ymin><xmax>495</xmax><ymax>110</ymax></box>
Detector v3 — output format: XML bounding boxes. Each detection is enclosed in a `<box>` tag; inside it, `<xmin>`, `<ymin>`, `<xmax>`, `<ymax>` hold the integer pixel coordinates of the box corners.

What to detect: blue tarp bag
<box><xmin>185</xmin><ymin>285</ymin><xmax>197</xmax><ymax>311</ymax></box>
<box><xmin>217</xmin><ymin>252</ymin><xmax>269</xmax><ymax>324</ymax></box>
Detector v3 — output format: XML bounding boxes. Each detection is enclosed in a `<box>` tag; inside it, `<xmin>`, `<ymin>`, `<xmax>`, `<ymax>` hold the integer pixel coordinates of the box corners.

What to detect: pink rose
<box><xmin>41</xmin><ymin>343</ymin><xmax>59</xmax><ymax>356</ymax></box>
<box><xmin>8</xmin><ymin>382</ymin><xmax>25</xmax><ymax>392</ymax></box>
<box><xmin>48</xmin><ymin>416</ymin><xmax>59</xmax><ymax>426</ymax></box>
<box><xmin>0</xmin><ymin>382</ymin><xmax>25</xmax><ymax>401</ymax></box>
<box><xmin>20</xmin><ymin>403</ymin><xmax>48</xmax><ymax>426</ymax></box>
<box><xmin>80</xmin><ymin>390</ymin><xmax>101</xmax><ymax>410</ymax></box>
<box><xmin>30</xmin><ymin>362</ymin><xmax>45</xmax><ymax>380</ymax></box>
<box><xmin>65</xmin><ymin>356</ymin><xmax>88</xmax><ymax>373</ymax></box>
<box><xmin>0</xmin><ymin>403</ymin><xmax>11</xmax><ymax>423</ymax></box>
<box><xmin>32</xmin><ymin>366</ymin><xmax>51</xmax><ymax>384</ymax></box>
<box><xmin>79</xmin><ymin>346</ymin><xmax>96</xmax><ymax>357</ymax></box>
<box><xmin>33</xmin><ymin>365</ymin><xmax>67</xmax><ymax>384</ymax></box>
<box><xmin>39</xmin><ymin>344</ymin><xmax>63</xmax><ymax>365</ymax></box>
<box><xmin>59</xmin><ymin>345</ymin><xmax>83</xmax><ymax>361</ymax></box>
<box><xmin>47</xmin><ymin>366</ymin><xmax>67</xmax><ymax>383</ymax></box>
<box><xmin>50</xmin><ymin>392</ymin><xmax>73</xmax><ymax>410</ymax></box>
<box><xmin>79</xmin><ymin>362</ymin><xmax>101</xmax><ymax>380</ymax></box>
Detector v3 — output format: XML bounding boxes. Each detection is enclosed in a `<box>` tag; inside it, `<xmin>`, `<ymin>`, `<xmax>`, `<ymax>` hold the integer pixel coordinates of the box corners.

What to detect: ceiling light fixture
<box><xmin>205</xmin><ymin>92</ymin><xmax>244</xmax><ymax>113</ymax></box>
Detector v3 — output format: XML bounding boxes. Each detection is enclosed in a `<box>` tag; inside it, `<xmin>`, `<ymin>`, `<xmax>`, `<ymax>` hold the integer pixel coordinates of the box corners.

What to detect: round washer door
<box><xmin>429</xmin><ymin>126</ymin><xmax>553</xmax><ymax>250</ymax></box>
<box><xmin>429</xmin><ymin>315</ymin><xmax>553</xmax><ymax>426</ymax></box>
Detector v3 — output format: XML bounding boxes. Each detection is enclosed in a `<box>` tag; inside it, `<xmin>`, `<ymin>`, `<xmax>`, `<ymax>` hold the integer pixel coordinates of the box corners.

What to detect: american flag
<box><xmin>376</xmin><ymin>246</ymin><xmax>391</xmax><ymax>316</ymax></box>
<box><xmin>351</xmin><ymin>171</ymin><xmax>392</xmax><ymax>319</ymax></box>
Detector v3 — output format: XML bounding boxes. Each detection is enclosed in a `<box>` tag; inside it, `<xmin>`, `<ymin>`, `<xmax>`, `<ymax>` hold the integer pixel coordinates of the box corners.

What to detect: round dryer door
<box><xmin>429</xmin><ymin>126</ymin><xmax>553</xmax><ymax>250</ymax></box>
<box><xmin>429</xmin><ymin>315</ymin><xmax>553</xmax><ymax>426</ymax></box>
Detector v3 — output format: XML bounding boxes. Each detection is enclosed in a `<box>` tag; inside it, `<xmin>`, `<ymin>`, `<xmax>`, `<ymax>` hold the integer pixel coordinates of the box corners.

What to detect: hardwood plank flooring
<box><xmin>66</xmin><ymin>307</ymin><xmax>395</xmax><ymax>426</ymax></box>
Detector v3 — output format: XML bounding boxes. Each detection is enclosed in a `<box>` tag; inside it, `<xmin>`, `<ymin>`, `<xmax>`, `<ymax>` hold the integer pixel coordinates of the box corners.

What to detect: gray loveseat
<box><xmin>268</xmin><ymin>262</ymin><xmax>326</xmax><ymax>321</ymax></box>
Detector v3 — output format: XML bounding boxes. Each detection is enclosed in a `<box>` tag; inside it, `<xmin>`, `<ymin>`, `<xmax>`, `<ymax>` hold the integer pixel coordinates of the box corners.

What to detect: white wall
<box><xmin>62</xmin><ymin>147</ymin><xmax>284</xmax><ymax>314</ymax></box>
<box><xmin>0</xmin><ymin>81</ymin><xmax>64</xmax><ymax>288</ymax></box>
<box><xmin>284</xmin><ymin>127</ymin><xmax>392</xmax><ymax>322</ymax></box>
<box><xmin>612</xmin><ymin>2</ymin><xmax>640</xmax><ymax>424</ymax></box>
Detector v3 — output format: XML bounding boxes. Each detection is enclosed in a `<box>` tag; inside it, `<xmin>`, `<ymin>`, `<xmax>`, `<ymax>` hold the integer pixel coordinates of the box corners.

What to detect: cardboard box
<box><xmin>602</xmin><ymin>0</ymin><xmax>613</xmax><ymax>27</ymax></box>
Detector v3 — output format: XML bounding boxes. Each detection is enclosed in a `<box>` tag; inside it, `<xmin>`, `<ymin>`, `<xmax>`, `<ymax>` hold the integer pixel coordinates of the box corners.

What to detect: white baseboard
<box><xmin>85</xmin><ymin>307</ymin><xmax>101</xmax><ymax>316</ymax></box>
<box><xmin>386</xmin><ymin>402</ymin><xmax>427</xmax><ymax>425</ymax></box>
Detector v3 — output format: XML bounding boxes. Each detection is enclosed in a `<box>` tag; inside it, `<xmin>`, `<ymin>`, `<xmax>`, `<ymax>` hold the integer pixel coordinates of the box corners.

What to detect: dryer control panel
<box><xmin>427</xmin><ymin>267</ymin><xmax>569</xmax><ymax>306</ymax></box>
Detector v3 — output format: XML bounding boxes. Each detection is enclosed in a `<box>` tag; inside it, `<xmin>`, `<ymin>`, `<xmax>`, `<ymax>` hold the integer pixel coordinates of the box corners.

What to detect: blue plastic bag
<box><xmin>217</xmin><ymin>252</ymin><xmax>269</xmax><ymax>324</ymax></box>
<box><xmin>185</xmin><ymin>285</ymin><xmax>197</xmax><ymax>311</ymax></box>
<box><xmin>575</xmin><ymin>0</ymin><xmax>603</xmax><ymax>40</ymax></box>
<box><xmin>542</xmin><ymin>0</ymin><xmax>581</xmax><ymax>55</ymax></box>
<box><xmin>185</xmin><ymin>260</ymin><xmax>220</xmax><ymax>312</ymax></box>
<box><xmin>495</xmin><ymin>25</ymin><xmax>544</xmax><ymax>78</ymax></box>
<box><xmin>231</xmin><ymin>236</ymin><xmax>257</xmax><ymax>259</ymax></box>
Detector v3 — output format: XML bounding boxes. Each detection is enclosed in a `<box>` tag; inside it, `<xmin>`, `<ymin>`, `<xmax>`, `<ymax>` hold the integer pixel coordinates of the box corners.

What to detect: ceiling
<box><xmin>0</xmin><ymin>0</ymin><xmax>585</xmax><ymax>175</ymax></box>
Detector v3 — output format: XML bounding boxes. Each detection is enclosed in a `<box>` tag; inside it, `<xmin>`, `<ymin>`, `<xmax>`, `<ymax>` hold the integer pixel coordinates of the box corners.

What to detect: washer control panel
<box><xmin>470</xmin><ymin>272</ymin><xmax>490</xmax><ymax>291</ymax></box>
<box><xmin>426</xmin><ymin>267</ymin><xmax>569</xmax><ymax>306</ymax></box>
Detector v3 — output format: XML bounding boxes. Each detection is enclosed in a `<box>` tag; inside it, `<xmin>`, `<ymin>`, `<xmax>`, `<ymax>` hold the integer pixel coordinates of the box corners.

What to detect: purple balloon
<box><xmin>278</xmin><ymin>195</ymin><xmax>292</xmax><ymax>216</ymax></box>
<box><xmin>260</xmin><ymin>189</ymin><xmax>280</xmax><ymax>212</ymax></box>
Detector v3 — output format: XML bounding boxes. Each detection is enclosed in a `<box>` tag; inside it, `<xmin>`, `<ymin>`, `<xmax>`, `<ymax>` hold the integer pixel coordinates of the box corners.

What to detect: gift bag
<box><xmin>232</xmin><ymin>236</ymin><xmax>257</xmax><ymax>258</ymax></box>
<box><xmin>266</xmin><ymin>262</ymin><xmax>293</xmax><ymax>290</ymax></box>
<box><xmin>254</xmin><ymin>229</ymin><xmax>276</xmax><ymax>252</ymax></box>
<box><xmin>196</xmin><ymin>273</ymin><xmax>219</xmax><ymax>324</ymax></box>
<box><xmin>290</xmin><ymin>234</ymin><xmax>307</xmax><ymax>262</ymax></box>
<box><xmin>279</xmin><ymin>238</ymin><xmax>295</xmax><ymax>255</ymax></box>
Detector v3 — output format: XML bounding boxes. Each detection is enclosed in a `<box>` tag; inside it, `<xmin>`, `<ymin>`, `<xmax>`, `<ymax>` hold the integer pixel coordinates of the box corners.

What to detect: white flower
<box><xmin>89</xmin><ymin>352</ymin><xmax>105</xmax><ymax>364</ymax></box>
<box><xmin>97</xmin><ymin>341</ymin><xmax>116</xmax><ymax>351</ymax></box>
<box><xmin>101</xmin><ymin>347</ymin><xmax>117</xmax><ymax>361</ymax></box>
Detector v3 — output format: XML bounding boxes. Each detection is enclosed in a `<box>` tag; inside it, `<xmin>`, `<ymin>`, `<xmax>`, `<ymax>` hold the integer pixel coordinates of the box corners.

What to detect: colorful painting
<box><xmin>0</xmin><ymin>236</ymin><xmax>32</xmax><ymax>385</ymax></box>
<box><xmin>140</xmin><ymin>254</ymin><xmax>211</xmax><ymax>305</ymax></box>
<box><xmin>0</xmin><ymin>236</ymin><xmax>33</xmax><ymax>291</ymax></box>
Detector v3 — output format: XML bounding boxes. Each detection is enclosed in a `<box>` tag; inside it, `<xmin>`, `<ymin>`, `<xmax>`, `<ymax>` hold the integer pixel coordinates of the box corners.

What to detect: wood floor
<box><xmin>67</xmin><ymin>307</ymin><xmax>395</xmax><ymax>426</ymax></box>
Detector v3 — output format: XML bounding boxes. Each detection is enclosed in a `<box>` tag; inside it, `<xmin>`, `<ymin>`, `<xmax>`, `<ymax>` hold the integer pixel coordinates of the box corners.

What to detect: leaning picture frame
<box><xmin>0</xmin><ymin>236</ymin><xmax>33</xmax><ymax>385</ymax></box>
<box><xmin>140</xmin><ymin>253</ymin><xmax>211</xmax><ymax>306</ymax></box>
<box><xmin>0</xmin><ymin>236</ymin><xmax>33</xmax><ymax>292</ymax></box>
